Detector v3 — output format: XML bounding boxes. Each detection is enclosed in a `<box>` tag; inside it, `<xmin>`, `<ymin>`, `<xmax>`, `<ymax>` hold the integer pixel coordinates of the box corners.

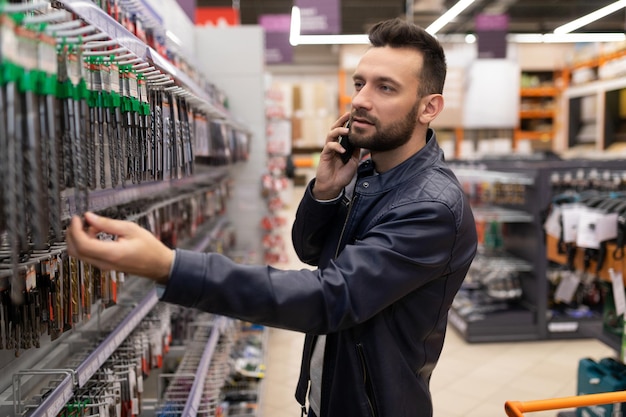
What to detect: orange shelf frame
<box><xmin>520</xmin><ymin>87</ymin><xmax>559</xmax><ymax>97</ymax></box>
<box><xmin>519</xmin><ymin>109</ymin><xmax>555</xmax><ymax>119</ymax></box>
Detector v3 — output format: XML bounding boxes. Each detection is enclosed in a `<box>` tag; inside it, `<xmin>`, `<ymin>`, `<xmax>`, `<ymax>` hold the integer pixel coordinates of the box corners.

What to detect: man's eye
<box><xmin>354</xmin><ymin>82</ymin><xmax>364</xmax><ymax>90</ymax></box>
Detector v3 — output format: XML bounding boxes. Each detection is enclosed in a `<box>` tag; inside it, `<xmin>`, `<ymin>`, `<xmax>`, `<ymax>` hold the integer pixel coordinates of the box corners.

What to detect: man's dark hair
<box><xmin>368</xmin><ymin>18</ymin><xmax>447</xmax><ymax>97</ymax></box>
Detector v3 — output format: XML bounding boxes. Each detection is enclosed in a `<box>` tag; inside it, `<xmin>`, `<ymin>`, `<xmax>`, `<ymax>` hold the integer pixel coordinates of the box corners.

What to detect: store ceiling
<box><xmin>196</xmin><ymin>0</ymin><xmax>626</xmax><ymax>35</ymax></box>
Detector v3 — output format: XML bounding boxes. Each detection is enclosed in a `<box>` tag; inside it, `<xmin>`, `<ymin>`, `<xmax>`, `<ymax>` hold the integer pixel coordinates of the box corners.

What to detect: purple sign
<box><xmin>475</xmin><ymin>14</ymin><xmax>509</xmax><ymax>31</ymax></box>
<box><xmin>295</xmin><ymin>0</ymin><xmax>341</xmax><ymax>35</ymax></box>
<box><xmin>476</xmin><ymin>14</ymin><xmax>509</xmax><ymax>59</ymax></box>
<box><xmin>259</xmin><ymin>14</ymin><xmax>291</xmax><ymax>32</ymax></box>
<box><xmin>259</xmin><ymin>14</ymin><xmax>293</xmax><ymax>64</ymax></box>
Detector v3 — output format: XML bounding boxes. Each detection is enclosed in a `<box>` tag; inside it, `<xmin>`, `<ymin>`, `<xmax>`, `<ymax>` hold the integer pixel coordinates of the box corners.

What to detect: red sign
<box><xmin>195</xmin><ymin>7</ymin><xmax>239</xmax><ymax>26</ymax></box>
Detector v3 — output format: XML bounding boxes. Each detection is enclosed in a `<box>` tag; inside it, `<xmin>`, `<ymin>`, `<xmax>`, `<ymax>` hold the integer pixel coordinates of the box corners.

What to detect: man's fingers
<box><xmin>67</xmin><ymin>216</ymin><xmax>116</xmax><ymax>260</ymax></box>
<box><xmin>83</xmin><ymin>212</ymin><xmax>133</xmax><ymax>237</ymax></box>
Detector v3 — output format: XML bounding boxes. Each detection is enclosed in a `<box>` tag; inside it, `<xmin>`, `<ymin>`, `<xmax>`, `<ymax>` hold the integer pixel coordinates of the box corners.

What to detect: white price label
<box><xmin>610</xmin><ymin>268</ymin><xmax>626</xmax><ymax>317</ymax></box>
<box><xmin>554</xmin><ymin>270</ymin><xmax>581</xmax><ymax>304</ymax></box>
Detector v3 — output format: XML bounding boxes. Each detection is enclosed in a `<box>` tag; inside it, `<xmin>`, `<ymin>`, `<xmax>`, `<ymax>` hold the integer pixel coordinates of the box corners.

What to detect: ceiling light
<box><xmin>289</xmin><ymin>6</ymin><xmax>301</xmax><ymax>46</ymax></box>
<box><xmin>508</xmin><ymin>33</ymin><xmax>545</xmax><ymax>43</ymax></box>
<box><xmin>288</xmin><ymin>32</ymin><xmax>625</xmax><ymax>45</ymax></box>
<box><xmin>553</xmin><ymin>0</ymin><xmax>626</xmax><ymax>34</ymax></box>
<box><xmin>289</xmin><ymin>5</ymin><xmax>370</xmax><ymax>45</ymax></box>
<box><xmin>509</xmin><ymin>32</ymin><xmax>626</xmax><ymax>43</ymax></box>
<box><xmin>544</xmin><ymin>32</ymin><xmax>626</xmax><ymax>42</ymax></box>
<box><xmin>426</xmin><ymin>0</ymin><xmax>477</xmax><ymax>35</ymax></box>
<box><xmin>294</xmin><ymin>34</ymin><xmax>370</xmax><ymax>45</ymax></box>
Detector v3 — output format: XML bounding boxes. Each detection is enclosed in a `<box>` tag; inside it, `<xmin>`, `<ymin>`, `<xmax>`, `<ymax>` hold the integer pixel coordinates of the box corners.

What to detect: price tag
<box><xmin>561</xmin><ymin>204</ymin><xmax>582</xmax><ymax>243</ymax></box>
<box><xmin>554</xmin><ymin>270</ymin><xmax>581</xmax><ymax>304</ymax></box>
<box><xmin>610</xmin><ymin>268</ymin><xmax>626</xmax><ymax>317</ymax></box>
<box><xmin>544</xmin><ymin>206</ymin><xmax>562</xmax><ymax>239</ymax></box>
<box><xmin>577</xmin><ymin>210</ymin><xmax>618</xmax><ymax>249</ymax></box>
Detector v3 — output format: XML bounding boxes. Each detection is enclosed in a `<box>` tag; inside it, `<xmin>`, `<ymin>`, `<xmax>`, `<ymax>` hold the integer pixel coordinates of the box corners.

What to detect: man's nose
<box><xmin>351</xmin><ymin>87</ymin><xmax>372</xmax><ymax>110</ymax></box>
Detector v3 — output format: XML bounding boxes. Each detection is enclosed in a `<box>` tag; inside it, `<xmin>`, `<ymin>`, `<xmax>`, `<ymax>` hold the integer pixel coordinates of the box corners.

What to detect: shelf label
<box><xmin>610</xmin><ymin>268</ymin><xmax>626</xmax><ymax>317</ymax></box>
<box><xmin>548</xmin><ymin>321</ymin><xmax>579</xmax><ymax>333</ymax></box>
<box><xmin>554</xmin><ymin>270</ymin><xmax>581</xmax><ymax>304</ymax></box>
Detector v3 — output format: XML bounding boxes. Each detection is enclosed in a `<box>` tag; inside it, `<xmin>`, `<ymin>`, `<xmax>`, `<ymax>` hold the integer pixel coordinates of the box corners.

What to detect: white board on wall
<box><xmin>462</xmin><ymin>59</ymin><xmax>519</xmax><ymax>128</ymax></box>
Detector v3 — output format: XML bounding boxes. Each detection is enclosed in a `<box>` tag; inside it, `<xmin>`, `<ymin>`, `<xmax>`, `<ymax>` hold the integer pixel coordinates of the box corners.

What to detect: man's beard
<box><xmin>351</xmin><ymin>102</ymin><xmax>419</xmax><ymax>152</ymax></box>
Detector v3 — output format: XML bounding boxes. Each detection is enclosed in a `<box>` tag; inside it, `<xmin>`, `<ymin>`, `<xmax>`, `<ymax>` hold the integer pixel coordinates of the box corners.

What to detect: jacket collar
<box><xmin>356</xmin><ymin>128</ymin><xmax>442</xmax><ymax>193</ymax></box>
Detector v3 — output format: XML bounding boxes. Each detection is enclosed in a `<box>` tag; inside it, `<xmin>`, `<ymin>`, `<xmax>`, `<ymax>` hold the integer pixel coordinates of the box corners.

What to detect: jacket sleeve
<box><xmin>291</xmin><ymin>179</ymin><xmax>343</xmax><ymax>266</ymax></box>
<box><xmin>160</xmin><ymin>198</ymin><xmax>473</xmax><ymax>335</ymax></box>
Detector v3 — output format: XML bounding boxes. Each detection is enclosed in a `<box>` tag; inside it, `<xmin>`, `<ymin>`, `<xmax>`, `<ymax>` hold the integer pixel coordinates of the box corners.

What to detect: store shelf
<box><xmin>0</xmin><ymin>0</ymin><xmax>258</xmax><ymax>414</ymax></box>
<box><xmin>6</xmin><ymin>279</ymin><xmax>158</xmax><ymax>416</ymax></box>
<box><xmin>56</xmin><ymin>0</ymin><xmax>232</xmax><ymax>121</ymax></box>
<box><xmin>182</xmin><ymin>317</ymin><xmax>227</xmax><ymax>416</ymax></box>
<box><xmin>63</xmin><ymin>166</ymin><xmax>229</xmax><ymax>219</ymax></box>
<box><xmin>516</xmin><ymin>71</ymin><xmax>562</xmax><ymax>151</ymax></box>
<box><xmin>520</xmin><ymin>87</ymin><xmax>559</xmax><ymax>97</ymax></box>
<box><xmin>472</xmin><ymin>206</ymin><xmax>534</xmax><ymax>223</ymax></box>
<box><xmin>565</xmin><ymin>76</ymin><xmax>626</xmax><ymax>99</ymax></box>
<box><xmin>515</xmin><ymin>130</ymin><xmax>554</xmax><ymax>141</ymax></box>
<box><xmin>520</xmin><ymin>109</ymin><xmax>555</xmax><ymax>119</ymax></box>
<box><xmin>449</xmin><ymin>303</ymin><xmax>540</xmax><ymax>343</ymax></box>
<box><xmin>449</xmin><ymin>160</ymin><xmax>626</xmax><ymax>344</ymax></box>
<box><xmin>453</xmin><ymin>168</ymin><xmax>535</xmax><ymax>185</ymax></box>
<box><xmin>568</xmin><ymin>48</ymin><xmax>626</xmax><ymax>73</ymax></box>
<box><xmin>561</xmin><ymin>46</ymin><xmax>626</xmax><ymax>153</ymax></box>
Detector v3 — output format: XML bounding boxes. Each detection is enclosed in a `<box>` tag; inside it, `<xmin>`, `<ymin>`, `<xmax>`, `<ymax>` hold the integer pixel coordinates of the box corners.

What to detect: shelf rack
<box><xmin>26</xmin><ymin>287</ymin><xmax>159</xmax><ymax>417</ymax></box>
<box><xmin>450</xmin><ymin>159</ymin><xmax>626</xmax><ymax>343</ymax></box>
<box><xmin>0</xmin><ymin>0</ymin><xmax>254</xmax><ymax>415</ymax></box>
<box><xmin>514</xmin><ymin>71</ymin><xmax>562</xmax><ymax>150</ymax></box>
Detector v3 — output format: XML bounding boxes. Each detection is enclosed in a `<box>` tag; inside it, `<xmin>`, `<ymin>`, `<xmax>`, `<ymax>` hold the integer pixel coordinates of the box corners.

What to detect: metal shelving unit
<box><xmin>22</xmin><ymin>286</ymin><xmax>159</xmax><ymax>417</ymax></box>
<box><xmin>0</xmin><ymin>1</ymin><xmax>250</xmax><ymax>414</ymax></box>
<box><xmin>450</xmin><ymin>159</ymin><xmax>626</xmax><ymax>343</ymax></box>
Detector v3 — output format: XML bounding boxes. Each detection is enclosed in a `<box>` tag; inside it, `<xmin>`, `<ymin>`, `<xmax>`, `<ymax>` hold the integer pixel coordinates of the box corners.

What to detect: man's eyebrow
<box><xmin>352</xmin><ymin>74</ymin><xmax>401</xmax><ymax>87</ymax></box>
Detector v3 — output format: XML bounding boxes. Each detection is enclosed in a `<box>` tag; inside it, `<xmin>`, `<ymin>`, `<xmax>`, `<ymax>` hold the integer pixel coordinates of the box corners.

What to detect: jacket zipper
<box><xmin>334</xmin><ymin>185</ymin><xmax>358</xmax><ymax>259</ymax></box>
<box><xmin>356</xmin><ymin>343</ymin><xmax>378</xmax><ymax>417</ymax></box>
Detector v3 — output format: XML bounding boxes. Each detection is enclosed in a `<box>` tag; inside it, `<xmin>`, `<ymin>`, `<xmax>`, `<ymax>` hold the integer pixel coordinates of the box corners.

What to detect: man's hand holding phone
<box><xmin>337</xmin><ymin>120</ymin><xmax>355</xmax><ymax>164</ymax></box>
<box><xmin>312</xmin><ymin>113</ymin><xmax>360</xmax><ymax>201</ymax></box>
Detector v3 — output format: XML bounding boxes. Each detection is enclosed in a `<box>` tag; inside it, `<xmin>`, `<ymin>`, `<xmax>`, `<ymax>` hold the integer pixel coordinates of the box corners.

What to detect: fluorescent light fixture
<box><xmin>287</xmin><ymin>32</ymin><xmax>626</xmax><ymax>45</ymax></box>
<box><xmin>509</xmin><ymin>32</ymin><xmax>626</xmax><ymax>43</ymax></box>
<box><xmin>288</xmin><ymin>0</ymin><xmax>625</xmax><ymax>47</ymax></box>
<box><xmin>553</xmin><ymin>0</ymin><xmax>626</xmax><ymax>34</ymax></box>
<box><xmin>544</xmin><ymin>32</ymin><xmax>626</xmax><ymax>42</ymax></box>
<box><xmin>426</xmin><ymin>0</ymin><xmax>476</xmax><ymax>35</ymax></box>
<box><xmin>290</xmin><ymin>5</ymin><xmax>369</xmax><ymax>45</ymax></box>
<box><xmin>289</xmin><ymin>6</ymin><xmax>301</xmax><ymax>46</ymax></box>
<box><xmin>295</xmin><ymin>34</ymin><xmax>370</xmax><ymax>45</ymax></box>
<box><xmin>508</xmin><ymin>33</ymin><xmax>545</xmax><ymax>43</ymax></box>
<box><xmin>288</xmin><ymin>32</ymin><xmax>625</xmax><ymax>45</ymax></box>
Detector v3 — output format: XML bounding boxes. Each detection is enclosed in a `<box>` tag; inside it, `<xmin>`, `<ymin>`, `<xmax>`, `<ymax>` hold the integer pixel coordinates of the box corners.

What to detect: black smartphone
<box><xmin>337</xmin><ymin>120</ymin><xmax>354</xmax><ymax>164</ymax></box>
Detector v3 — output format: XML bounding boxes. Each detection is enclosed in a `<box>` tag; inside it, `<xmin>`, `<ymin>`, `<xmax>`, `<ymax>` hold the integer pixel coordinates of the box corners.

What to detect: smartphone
<box><xmin>337</xmin><ymin>120</ymin><xmax>354</xmax><ymax>164</ymax></box>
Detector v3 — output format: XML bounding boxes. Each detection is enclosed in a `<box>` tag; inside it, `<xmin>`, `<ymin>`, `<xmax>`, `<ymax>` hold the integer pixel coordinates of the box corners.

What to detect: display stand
<box><xmin>449</xmin><ymin>158</ymin><xmax>626</xmax><ymax>343</ymax></box>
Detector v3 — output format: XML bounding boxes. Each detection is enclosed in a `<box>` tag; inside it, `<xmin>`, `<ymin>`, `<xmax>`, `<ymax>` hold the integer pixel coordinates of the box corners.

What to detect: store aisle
<box><xmin>260</xmin><ymin>185</ymin><xmax>617</xmax><ymax>417</ymax></box>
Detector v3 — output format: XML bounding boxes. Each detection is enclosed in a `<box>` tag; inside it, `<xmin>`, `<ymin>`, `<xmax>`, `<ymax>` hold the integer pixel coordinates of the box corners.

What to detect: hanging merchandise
<box><xmin>0</xmin><ymin>0</ymin><xmax>259</xmax><ymax>414</ymax></box>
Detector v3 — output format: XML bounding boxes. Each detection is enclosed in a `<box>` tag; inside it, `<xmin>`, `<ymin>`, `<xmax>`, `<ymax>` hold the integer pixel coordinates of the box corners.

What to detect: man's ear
<box><xmin>419</xmin><ymin>94</ymin><xmax>444</xmax><ymax>124</ymax></box>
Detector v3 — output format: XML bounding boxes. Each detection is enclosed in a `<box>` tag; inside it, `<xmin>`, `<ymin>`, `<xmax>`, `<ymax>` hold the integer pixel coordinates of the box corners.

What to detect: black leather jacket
<box><xmin>291</xmin><ymin>129</ymin><xmax>477</xmax><ymax>417</ymax></box>
<box><xmin>162</xmin><ymin>129</ymin><xmax>476</xmax><ymax>417</ymax></box>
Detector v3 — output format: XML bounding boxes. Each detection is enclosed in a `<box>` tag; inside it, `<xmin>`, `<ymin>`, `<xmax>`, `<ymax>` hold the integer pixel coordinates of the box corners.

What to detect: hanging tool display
<box><xmin>544</xmin><ymin>168</ymin><xmax>626</xmax><ymax>319</ymax></box>
<box><xmin>0</xmin><ymin>0</ymin><xmax>251</xmax><ymax>414</ymax></box>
